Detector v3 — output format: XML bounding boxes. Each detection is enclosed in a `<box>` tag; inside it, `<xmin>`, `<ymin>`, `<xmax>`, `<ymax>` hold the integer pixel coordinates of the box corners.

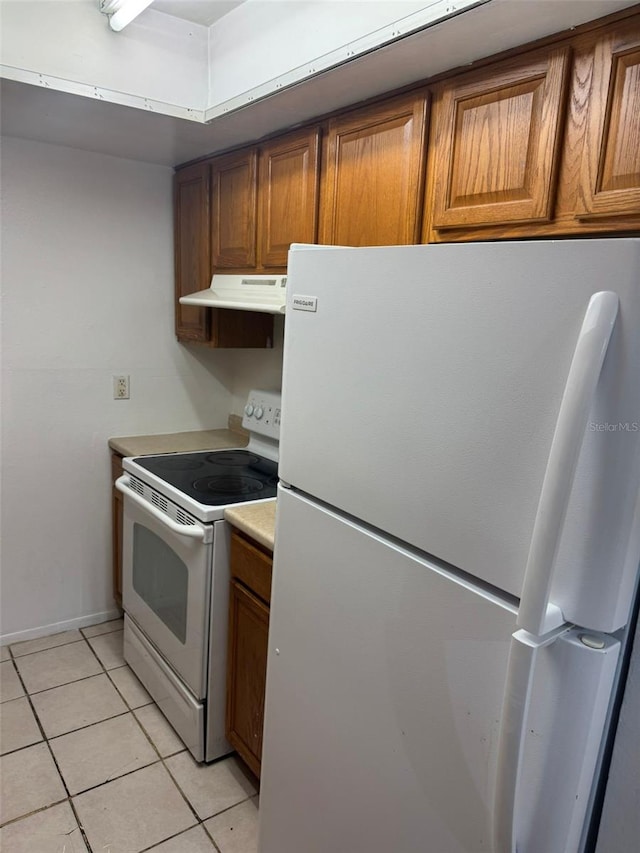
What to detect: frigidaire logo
<box><xmin>292</xmin><ymin>296</ymin><xmax>318</xmax><ymax>312</ymax></box>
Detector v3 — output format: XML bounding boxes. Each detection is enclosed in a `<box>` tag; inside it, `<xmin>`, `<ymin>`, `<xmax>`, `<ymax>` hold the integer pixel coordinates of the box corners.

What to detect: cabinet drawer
<box><xmin>230</xmin><ymin>530</ymin><xmax>273</xmax><ymax>603</ymax></box>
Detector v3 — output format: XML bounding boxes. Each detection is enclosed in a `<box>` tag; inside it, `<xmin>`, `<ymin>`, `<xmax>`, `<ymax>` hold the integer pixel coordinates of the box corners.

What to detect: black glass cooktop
<box><xmin>133</xmin><ymin>450</ymin><xmax>278</xmax><ymax>506</ymax></box>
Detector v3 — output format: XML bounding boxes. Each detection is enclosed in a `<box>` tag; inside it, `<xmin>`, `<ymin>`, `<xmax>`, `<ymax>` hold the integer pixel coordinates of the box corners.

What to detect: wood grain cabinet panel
<box><xmin>320</xmin><ymin>93</ymin><xmax>429</xmax><ymax>246</ymax></box>
<box><xmin>230</xmin><ymin>530</ymin><xmax>273</xmax><ymax>604</ymax></box>
<box><xmin>226</xmin><ymin>579</ymin><xmax>270</xmax><ymax>778</ymax></box>
<box><xmin>226</xmin><ymin>531</ymin><xmax>273</xmax><ymax>777</ymax></box>
<box><xmin>211</xmin><ymin>149</ymin><xmax>258</xmax><ymax>268</ymax></box>
<box><xmin>259</xmin><ymin>128</ymin><xmax>320</xmax><ymax>268</ymax></box>
<box><xmin>174</xmin><ymin>162</ymin><xmax>211</xmax><ymax>342</ymax></box>
<box><xmin>111</xmin><ymin>452</ymin><xmax>124</xmax><ymax>609</ymax></box>
<box><xmin>576</xmin><ymin>21</ymin><xmax>640</xmax><ymax>220</ymax></box>
<box><xmin>175</xmin><ymin>151</ymin><xmax>274</xmax><ymax>349</ymax></box>
<box><xmin>430</xmin><ymin>48</ymin><xmax>570</xmax><ymax>229</ymax></box>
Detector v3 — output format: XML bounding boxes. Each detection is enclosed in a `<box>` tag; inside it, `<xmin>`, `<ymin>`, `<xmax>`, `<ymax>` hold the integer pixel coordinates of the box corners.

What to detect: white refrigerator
<box><xmin>259</xmin><ymin>240</ymin><xmax>640</xmax><ymax>853</ymax></box>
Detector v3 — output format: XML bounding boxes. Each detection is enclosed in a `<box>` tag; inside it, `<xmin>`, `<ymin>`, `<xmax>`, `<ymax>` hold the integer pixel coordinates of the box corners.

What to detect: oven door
<box><xmin>118</xmin><ymin>478</ymin><xmax>213</xmax><ymax>699</ymax></box>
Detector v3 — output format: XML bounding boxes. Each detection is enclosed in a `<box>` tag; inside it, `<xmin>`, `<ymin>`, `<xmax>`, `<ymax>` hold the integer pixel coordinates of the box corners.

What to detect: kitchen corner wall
<box><xmin>0</xmin><ymin>136</ymin><xmax>236</xmax><ymax>642</ymax></box>
<box><xmin>227</xmin><ymin>316</ymin><xmax>285</xmax><ymax>418</ymax></box>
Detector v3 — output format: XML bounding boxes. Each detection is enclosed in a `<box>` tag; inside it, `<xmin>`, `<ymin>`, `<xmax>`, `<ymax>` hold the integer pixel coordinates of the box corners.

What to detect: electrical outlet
<box><xmin>113</xmin><ymin>375</ymin><xmax>130</xmax><ymax>400</ymax></box>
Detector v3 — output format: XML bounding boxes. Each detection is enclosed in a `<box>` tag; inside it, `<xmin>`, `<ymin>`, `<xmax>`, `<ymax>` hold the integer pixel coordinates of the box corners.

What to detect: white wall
<box><xmin>0</xmin><ymin>135</ymin><xmax>238</xmax><ymax>642</ymax></box>
<box><xmin>228</xmin><ymin>317</ymin><xmax>284</xmax><ymax>416</ymax></box>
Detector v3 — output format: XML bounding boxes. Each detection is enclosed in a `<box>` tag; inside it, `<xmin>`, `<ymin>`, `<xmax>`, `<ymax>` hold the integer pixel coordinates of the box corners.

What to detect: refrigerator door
<box><xmin>280</xmin><ymin>240</ymin><xmax>640</xmax><ymax>614</ymax></box>
<box><xmin>260</xmin><ymin>488</ymin><xmax>517</xmax><ymax>853</ymax></box>
<box><xmin>260</xmin><ymin>488</ymin><xmax>620</xmax><ymax>853</ymax></box>
<box><xmin>494</xmin><ymin>628</ymin><xmax>619</xmax><ymax>853</ymax></box>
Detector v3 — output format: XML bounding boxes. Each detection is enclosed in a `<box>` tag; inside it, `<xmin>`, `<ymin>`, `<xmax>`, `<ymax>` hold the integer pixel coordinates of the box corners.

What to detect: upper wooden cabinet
<box><xmin>174</xmin><ymin>156</ymin><xmax>273</xmax><ymax>348</ymax></box>
<box><xmin>429</xmin><ymin>47</ymin><xmax>570</xmax><ymax>230</ymax></box>
<box><xmin>211</xmin><ymin>148</ymin><xmax>258</xmax><ymax>269</ymax></box>
<box><xmin>176</xmin><ymin>7</ymin><xmax>640</xmax><ymax>289</ymax></box>
<box><xmin>174</xmin><ymin>162</ymin><xmax>210</xmax><ymax>342</ymax></box>
<box><xmin>258</xmin><ymin>128</ymin><xmax>320</xmax><ymax>268</ymax></box>
<box><xmin>576</xmin><ymin>19</ymin><xmax>640</xmax><ymax>221</ymax></box>
<box><xmin>320</xmin><ymin>93</ymin><xmax>429</xmax><ymax>246</ymax></box>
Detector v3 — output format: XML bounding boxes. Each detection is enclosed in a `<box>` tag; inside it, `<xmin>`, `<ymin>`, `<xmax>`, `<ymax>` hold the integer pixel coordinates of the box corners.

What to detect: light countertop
<box><xmin>108</xmin><ymin>427</ymin><xmax>248</xmax><ymax>458</ymax></box>
<box><xmin>224</xmin><ymin>500</ymin><xmax>277</xmax><ymax>552</ymax></box>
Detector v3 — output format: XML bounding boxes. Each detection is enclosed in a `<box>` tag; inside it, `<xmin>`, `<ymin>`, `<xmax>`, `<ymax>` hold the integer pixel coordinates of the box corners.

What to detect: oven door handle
<box><xmin>116</xmin><ymin>476</ymin><xmax>206</xmax><ymax>540</ymax></box>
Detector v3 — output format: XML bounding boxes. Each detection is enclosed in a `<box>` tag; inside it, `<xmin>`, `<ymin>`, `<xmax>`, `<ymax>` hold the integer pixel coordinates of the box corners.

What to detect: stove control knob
<box><xmin>254</xmin><ymin>406</ymin><xmax>264</xmax><ymax>420</ymax></box>
<box><xmin>244</xmin><ymin>404</ymin><xmax>254</xmax><ymax>417</ymax></box>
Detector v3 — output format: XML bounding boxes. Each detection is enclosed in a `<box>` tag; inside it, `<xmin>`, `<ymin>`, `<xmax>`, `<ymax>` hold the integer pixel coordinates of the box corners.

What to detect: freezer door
<box><xmin>260</xmin><ymin>488</ymin><xmax>620</xmax><ymax>853</ymax></box>
<box><xmin>280</xmin><ymin>240</ymin><xmax>640</xmax><ymax>614</ymax></box>
<box><xmin>260</xmin><ymin>487</ymin><xmax>517</xmax><ymax>853</ymax></box>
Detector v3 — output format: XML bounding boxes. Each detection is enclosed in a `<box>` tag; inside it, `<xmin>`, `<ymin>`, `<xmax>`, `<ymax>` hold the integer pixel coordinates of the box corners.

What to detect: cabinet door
<box><xmin>211</xmin><ymin>149</ymin><xmax>258</xmax><ymax>269</ymax></box>
<box><xmin>174</xmin><ymin>162</ymin><xmax>211</xmax><ymax>342</ymax></box>
<box><xmin>430</xmin><ymin>47</ymin><xmax>570</xmax><ymax>230</ymax></box>
<box><xmin>320</xmin><ymin>93</ymin><xmax>428</xmax><ymax>246</ymax></box>
<box><xmin>226</xmin><ymin>580</ymin><xmax>269</xmax><ymax>777</ymax></box>
<box><xmin>259</xmin><ymin>128</ymin><xmax>320</xmax><ymax>268</ymax></box>
<box><xmin>576</xmin><ymin>20</ymin><xmax>640</xmax><ymax>220</ymax></box>
<box><xmin>111</xmin><ymin>452</ymin><xmax>124</xmax><ymax>608</ymax></box>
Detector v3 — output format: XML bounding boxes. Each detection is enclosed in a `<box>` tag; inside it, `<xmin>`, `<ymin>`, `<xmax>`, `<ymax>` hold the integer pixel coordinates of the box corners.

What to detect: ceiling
<box><xmin>2</xmin><ymin>0</ymin><xmax>637</xmax><ymax>168</ymax></box>
<box><xmin>152</xmin><ymin>0</ymin><xmax>246</xmax><ymax>27</ymax></box>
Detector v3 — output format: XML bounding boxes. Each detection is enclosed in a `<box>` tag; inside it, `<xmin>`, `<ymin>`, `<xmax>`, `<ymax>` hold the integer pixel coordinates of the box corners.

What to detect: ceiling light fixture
<box><xmin>99</xmin><ymin>0</ymin><xmax>155</xmax><ymax>32</ymax></box>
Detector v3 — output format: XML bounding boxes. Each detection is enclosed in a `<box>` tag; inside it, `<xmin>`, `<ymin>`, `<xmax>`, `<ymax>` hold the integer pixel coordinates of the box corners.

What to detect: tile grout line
<box><xmin>24</xmin><ymin>641</ymin><xmax>95</xmax><ymax>852</ymax></box>
<box><xmin>4</xmin><ymin>635</ymin><xmax>131</xmax><ymax>850</ymax></box>
<box><xmin>12</xmin><ymin>665</ymin><xmax>127</xmax><ymax>699</ymax></box>
<box><xmin>44</xmin><ymin>741</ymin><xmax>94</xmax><ymax>852</ymax></box>
<box><xmin>5</xmin><ymin>618</ymin><xmax>123</xmax><ymax>661</ymax></box>
<box><xmin>4</xmin><ymin>629</ymin><xmax>257</xmax><ymax>852</ymax></box>
<box><xmin>106</xmin><ymin>675</ymin><xmax>239</xmax><ymax>851</ymax></box>
<box><xmin>0</xmin><ymin>652</ymin><xmax>93</xmax><ymax>852</ymax></box>
<box><xmin>104</xmin><ymin>666</ymin><xmax>153</xmax><ymax>711</ymax></box>
<box><xmin>9</xmin><ymin>636</ymin><xmax>87</xmax><ymax>660</ymax></box>
<box><xmin>85</xmin><ymin>630</ymin><xmax>228</xmax><ymax>846</ymax></box>
<box><xmin>10</xmin><ymin>633</ymin><xmax>125</xmax><ymax>697</ymax></box>
<box><xmin>70</xmin><ymin>634</ymin><xmax>208</xmax><ymax>851</ymax></box>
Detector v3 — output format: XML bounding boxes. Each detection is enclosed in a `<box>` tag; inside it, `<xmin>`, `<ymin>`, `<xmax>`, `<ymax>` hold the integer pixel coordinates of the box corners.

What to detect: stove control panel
<box><xmin>242</xmin><ymin>389</ymin><xmax>282</xmax><ymax>440</ymax></box>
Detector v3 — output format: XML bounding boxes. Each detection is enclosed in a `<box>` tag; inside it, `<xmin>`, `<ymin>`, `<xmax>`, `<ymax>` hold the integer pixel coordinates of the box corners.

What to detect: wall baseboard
<box><xmin>0</xmin><ymin>608</ymin><xmax>122</xmax><ymax>647</ymax></box>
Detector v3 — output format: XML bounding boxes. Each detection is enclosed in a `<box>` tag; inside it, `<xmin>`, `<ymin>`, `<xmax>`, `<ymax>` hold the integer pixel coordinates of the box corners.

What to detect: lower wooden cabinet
<box><xmin>111</xmin><ymin>452</ymin><xmax>124</xmax><ymax>609</ymax></box>
<box><xmin>226</xmin><ymin>530</ymin><xmax>273</xmax><ymax>777</ymax></box>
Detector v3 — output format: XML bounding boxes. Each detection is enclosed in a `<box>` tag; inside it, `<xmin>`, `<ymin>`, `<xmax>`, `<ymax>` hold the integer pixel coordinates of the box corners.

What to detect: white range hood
<box><xmin>179</xmin><ymin>274</ymin><xmax>287</xmax><ymax>314</ymax></box>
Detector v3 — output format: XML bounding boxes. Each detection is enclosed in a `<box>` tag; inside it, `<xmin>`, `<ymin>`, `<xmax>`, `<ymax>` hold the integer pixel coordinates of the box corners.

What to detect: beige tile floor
<box><xmin>0</xmin><ymin>621</ymin><xmax>260</xmax><ymax>853</ymax></box>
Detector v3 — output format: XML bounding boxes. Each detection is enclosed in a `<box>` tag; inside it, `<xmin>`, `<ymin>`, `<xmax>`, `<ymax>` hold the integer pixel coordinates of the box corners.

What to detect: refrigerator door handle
<box><xmin>517</xmin><ymin>291</ymin><xmax>619</xmax><ymax>636</ymax></box>
<box><xmin>493</xmin><ymin>628</ymin><xmax>620</xmax><ymax>853</ymax></box>
<box><xmin>493</xmin><ymin>629</ymin><xmax>554</xmax><ymax>853</ymax></box>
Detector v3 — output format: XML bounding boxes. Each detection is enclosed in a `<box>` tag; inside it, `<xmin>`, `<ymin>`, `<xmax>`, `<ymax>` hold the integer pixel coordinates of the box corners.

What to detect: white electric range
<box><xmin>115</xmin><ymin>389</ymin><xmax>281</xmax><ymax>762</ymax></box>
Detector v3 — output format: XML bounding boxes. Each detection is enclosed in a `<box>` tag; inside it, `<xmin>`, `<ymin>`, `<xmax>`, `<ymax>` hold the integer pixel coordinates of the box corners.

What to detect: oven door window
<box><xmin>132</xmin><ymin>524</ymin><xmax>188</xmax><ymax>644</ymax></box>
